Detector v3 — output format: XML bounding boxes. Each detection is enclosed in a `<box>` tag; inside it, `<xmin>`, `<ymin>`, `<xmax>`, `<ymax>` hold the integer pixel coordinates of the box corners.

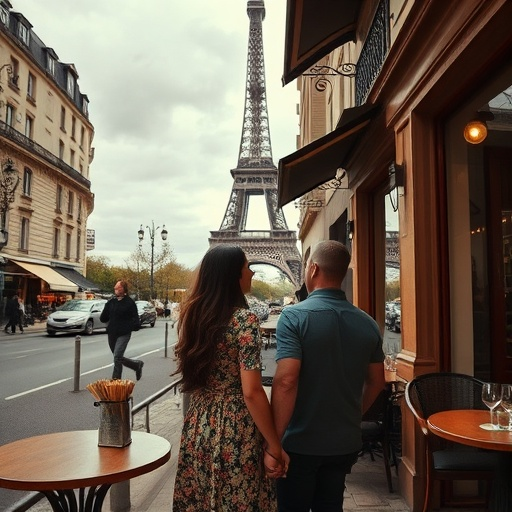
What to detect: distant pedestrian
<box><xmin>17</xmin><ymin>298</ymin><xmax>25</xmax><ymax>333</ymax></box>
<box><xmin>100</xmin><ymin>280</ymin><xmax>143</xmax><ymax>380</ymax></box>
<box><xmin>170</xmin><ymin>302</ymin><xmax>180</xmax><ymax>328</ymax></box>
<box><xmin>4</xmin><ymin>295</ymin><xmax>20</xmax><ymax>334</ymax></box>
<box><xmin>164</xmin><ymin>300</ymin><xmax>171</xmax><ymax>319</ymax></box>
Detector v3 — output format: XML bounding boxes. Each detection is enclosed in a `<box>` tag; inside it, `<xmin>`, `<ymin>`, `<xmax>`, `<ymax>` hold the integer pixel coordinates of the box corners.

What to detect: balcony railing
<box><xmin>355</xmin><ymin>0</ymin><xmax>390</xmax><ymax>106</ymax></box>
<box><xmin>0</xmin><ymin>121</ymin><xmax>91</xmax><ymax>189</ymax></box>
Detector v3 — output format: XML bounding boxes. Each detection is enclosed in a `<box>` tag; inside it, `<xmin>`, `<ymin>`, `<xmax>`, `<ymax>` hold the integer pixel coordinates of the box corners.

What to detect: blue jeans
<box><xmin>276</xmin><ymin>451</ymin><xmax>359</xmax><ymax>512</ymax></box>
<box><xmin>108</xmin><ymin>333</ymin><xmax>138</xmax><ymax>379</ymax></box>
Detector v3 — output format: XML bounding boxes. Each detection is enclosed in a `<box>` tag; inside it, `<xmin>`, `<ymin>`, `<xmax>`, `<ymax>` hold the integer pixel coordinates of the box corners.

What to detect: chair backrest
<box><xmin>405</xmin><ymin>372</ymin><xmax>486</xmax><ymax>435</ymax></box>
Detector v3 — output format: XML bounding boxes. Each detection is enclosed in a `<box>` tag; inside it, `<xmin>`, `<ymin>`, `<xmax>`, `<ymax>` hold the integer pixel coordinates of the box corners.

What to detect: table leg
<box><xmin>490</xmin><ymin>453</ymin><xmax>512</xmax><ymax>512</ymax></box>
<box><xmin>42</xmin><ymin>485</ymin><xmax>112</xmax><ymax>512</ymax></box>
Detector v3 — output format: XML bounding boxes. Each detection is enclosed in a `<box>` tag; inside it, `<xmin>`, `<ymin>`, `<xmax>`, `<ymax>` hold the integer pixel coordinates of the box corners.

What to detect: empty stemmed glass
<box><xmin>481</xmin><ymin>382</ymin><xmax>502</xmax><ymax>429</ymax></box>
<box><xmin>500</xmin><ymin>384</ymin><xmax>512</xmax><ymax>431</ymax></box>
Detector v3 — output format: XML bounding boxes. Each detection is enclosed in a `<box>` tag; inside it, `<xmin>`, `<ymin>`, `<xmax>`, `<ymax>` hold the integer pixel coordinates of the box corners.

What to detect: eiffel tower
<box><xmin>209</xmin><ymin>0</ymin><xmax>301</xmax><ymax>286</ymax></box>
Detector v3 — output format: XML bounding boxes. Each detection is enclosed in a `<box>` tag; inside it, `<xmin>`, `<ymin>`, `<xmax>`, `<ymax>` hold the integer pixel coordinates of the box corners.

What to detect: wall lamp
<box><xmin>388</xmin><ymin>162</ymin><xmax>405</xmax><ymax>213</ymax></box>
<box><xmin>347</xmin><ymin>220</ymin><xmax>355</xmax><ymax>241</ymax></box>
<box><xmin>463</xmin><ymin>111</ymin><xmax>494</xmax><ymax>144</ymax></box>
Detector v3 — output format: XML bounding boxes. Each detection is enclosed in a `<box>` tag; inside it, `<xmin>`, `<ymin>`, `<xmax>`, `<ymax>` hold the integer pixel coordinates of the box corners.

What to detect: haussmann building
<box><xmin>0</xmin><ymin>0</ymin><xmax>98</xmax><ymax>321</ymax></box>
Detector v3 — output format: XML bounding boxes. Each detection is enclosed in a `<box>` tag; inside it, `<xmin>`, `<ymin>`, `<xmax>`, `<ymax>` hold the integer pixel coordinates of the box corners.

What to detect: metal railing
<box><xmin>131</xmin><ymin>379</ymin><xmax>181</xmax><ymax>433</ymax></box>
<box><xmin>6</xmin><ymin>380</ymin><xmax>181</xmax><ymax>512</ymax></box>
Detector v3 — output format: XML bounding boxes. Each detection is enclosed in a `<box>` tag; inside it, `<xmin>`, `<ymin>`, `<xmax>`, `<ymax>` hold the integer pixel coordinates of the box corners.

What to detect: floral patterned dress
<box><xmin>172</xmin><ymin>308</ymin><xmax>277</xmax><ymax>511</ymax></box>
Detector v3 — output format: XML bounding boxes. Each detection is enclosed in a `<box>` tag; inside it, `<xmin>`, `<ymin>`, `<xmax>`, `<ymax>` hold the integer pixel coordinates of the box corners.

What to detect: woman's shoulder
<box><xmin>232</xmin><ymin>307</ymin><xmax>259</xmax><ymax>325</ymax></box>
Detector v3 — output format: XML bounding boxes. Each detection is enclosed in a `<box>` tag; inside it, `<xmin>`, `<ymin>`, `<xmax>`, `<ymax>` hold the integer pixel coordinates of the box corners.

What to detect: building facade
<box><xmin>0</xmin><ymin>0</ymin><xmax>97</xmax><ymax>319</ymax></box>
<box><xmin>278</xmin><ymin>0</ymin><xmax>512</xmax><ymax>509</ymax></box>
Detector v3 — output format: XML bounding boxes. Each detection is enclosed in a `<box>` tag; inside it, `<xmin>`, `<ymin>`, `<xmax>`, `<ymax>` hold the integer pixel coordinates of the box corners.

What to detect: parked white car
<box><xmin>47</xmin><ymin>299</ymin><xmax>107</xmax><ymax>336</ymax></box>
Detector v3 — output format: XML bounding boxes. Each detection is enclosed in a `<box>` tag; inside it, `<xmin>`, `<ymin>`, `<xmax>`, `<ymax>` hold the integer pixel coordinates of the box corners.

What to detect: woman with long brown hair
<box><xmin>172</xmin><ymin>245</ymin><xmax>287</xmax><ymax>511</ymax></box>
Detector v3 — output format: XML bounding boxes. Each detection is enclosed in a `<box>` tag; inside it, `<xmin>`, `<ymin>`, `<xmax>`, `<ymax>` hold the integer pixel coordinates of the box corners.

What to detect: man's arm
<box><xmin>362</xmin><ymin>362</ymin><xmax>386</xmax><ymax>414</ymax></box>
<box><xmin>271</xmin><ymin>357</ymin><xmax>301</xmax><ymax>440</ymax></box>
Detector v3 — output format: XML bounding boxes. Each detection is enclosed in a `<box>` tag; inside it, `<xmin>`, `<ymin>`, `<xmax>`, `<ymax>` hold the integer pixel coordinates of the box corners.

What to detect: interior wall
<box><xmin>445</xmin><ymin>117</ymin><xmax>474</xmax><ymax>375</ymax></box>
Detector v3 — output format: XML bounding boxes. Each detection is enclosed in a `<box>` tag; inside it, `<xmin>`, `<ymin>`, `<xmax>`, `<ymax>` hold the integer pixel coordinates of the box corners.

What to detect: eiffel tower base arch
<box><xmin>209</xmin><ymin>232</ymin><xmax>302</xmax><ymax>288</ymax></box>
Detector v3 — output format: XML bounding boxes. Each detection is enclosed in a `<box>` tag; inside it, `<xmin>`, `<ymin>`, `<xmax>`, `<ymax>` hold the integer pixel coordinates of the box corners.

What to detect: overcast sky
<box><xmin>16</xmin><ymin>0</ymin><xmax>300</xmax><ymax>273</ymax></box>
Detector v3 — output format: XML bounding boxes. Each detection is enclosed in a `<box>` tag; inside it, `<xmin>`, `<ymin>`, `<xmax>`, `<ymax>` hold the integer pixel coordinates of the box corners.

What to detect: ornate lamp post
<box><xmin>0</xmin><ymin>158</ymin><xmax>20</xmax><ymax>249</ymax></box>
<box><xmin>137</xmin><ymin>221</ymin><xmax>168</xmax><ymax>300</ymax></box>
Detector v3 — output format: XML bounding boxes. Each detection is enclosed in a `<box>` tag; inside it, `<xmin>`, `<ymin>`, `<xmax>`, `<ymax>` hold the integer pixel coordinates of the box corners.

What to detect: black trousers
<box><xmin>276</xmin><ymin>451</ymin><xmax>359</xmax><ymax>512</ymax></box>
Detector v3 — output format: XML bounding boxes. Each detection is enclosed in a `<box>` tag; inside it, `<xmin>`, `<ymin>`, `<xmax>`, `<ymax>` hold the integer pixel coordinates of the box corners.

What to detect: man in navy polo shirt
<box><xmin>272</xmin><ymin>240</ymin><xmax>385</xmax><ymax>511</ymax></box>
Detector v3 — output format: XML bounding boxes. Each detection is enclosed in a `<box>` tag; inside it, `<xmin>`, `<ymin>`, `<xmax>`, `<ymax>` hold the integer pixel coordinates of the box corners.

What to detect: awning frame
<box><xmin>278</xmin><ymin>103</ymin><xmax>380</xmax><ymax>207</ymax></box>
<box><xmin>283</xmin><ymin>0</ymin><xmax>362</xmax><ymax>85</ymax></box>
<box><xmin>9</xmin><ymin>260</ymin><xmax>78</xmax><ymax>293</ymax></box>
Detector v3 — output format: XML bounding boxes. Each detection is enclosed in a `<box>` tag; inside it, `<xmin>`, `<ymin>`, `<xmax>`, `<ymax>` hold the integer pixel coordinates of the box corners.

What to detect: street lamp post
<box><xmin>137</xmin><ymin>221</ymin><xmax>168</xmax><ymax>300</ymax></box>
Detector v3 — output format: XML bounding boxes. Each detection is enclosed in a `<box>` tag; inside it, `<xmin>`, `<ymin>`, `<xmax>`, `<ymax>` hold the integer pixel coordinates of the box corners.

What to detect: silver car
<box><xmin>47</xmin><ymin>299</ymin><xmax>107</xmax><ymax>336</ymax></box>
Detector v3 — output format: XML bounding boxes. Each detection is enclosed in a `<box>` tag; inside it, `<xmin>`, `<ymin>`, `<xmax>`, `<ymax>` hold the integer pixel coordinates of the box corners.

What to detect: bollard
<box><xmin>73</xmin><ymin>335</ymin><xmax>81</xmax><ymax>392</ymax></box>
<box><xmin>164</xmin><ymin>322</ymin><xmax>169</xmax><ymax>358</ymax></box>
<box><xmin>110</xmin><ymin>481</ymin><xmax>131</xmax><ymax>512</ymax></box>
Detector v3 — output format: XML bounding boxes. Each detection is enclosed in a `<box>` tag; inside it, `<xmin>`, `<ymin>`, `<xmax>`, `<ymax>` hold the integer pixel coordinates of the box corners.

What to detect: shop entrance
<box><xmin>486</xmin><ymin>146</ymin><xmax>512</xmax><ymax>383</ymax></box>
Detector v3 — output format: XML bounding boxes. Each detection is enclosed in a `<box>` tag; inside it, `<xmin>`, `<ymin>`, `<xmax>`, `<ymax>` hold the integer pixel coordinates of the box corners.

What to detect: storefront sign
<box><xmin>86</xmin><ymin>229</ymin><xmax>95</xmax><ymax>251</ymax></box>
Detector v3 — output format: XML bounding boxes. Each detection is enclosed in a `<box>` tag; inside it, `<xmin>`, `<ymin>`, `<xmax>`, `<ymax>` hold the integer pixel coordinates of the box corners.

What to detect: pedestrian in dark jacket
<box><xmin>4</xmin><ymin>295</ymin><xmax>20</xmax><ymax>334</ymax></box>
<box><xmin>100</xmin><ymin>280</ymin><xmax>143</xmax><ymax>380</ymax></box>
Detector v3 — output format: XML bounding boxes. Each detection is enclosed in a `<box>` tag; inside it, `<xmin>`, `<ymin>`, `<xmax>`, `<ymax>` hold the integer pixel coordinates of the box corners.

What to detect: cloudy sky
<box><xmin>17</xmin><ymin>0</ymin><xmax>300</xmax><ymax>272</ymax></box>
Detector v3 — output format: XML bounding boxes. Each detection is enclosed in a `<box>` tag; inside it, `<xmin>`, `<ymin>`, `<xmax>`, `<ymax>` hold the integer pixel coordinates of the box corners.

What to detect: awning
<box><xmin>11</xmin><ymin>260</ymin><xmax>78</xmax><ymax>293</ymax></box>
<box><xmin>278</xmin><ymin>103</ymin><xmax>379</xmax><ymax>207</ymax></box>
<box><xmin>53</xmin><ymin>267</ymin><xmax>101</xmax><ymax>292</ymax></box>
<box><xmin>283</xmin><ymin>0</ymin><xmax>362</xmax><ymax>85</ymax></box>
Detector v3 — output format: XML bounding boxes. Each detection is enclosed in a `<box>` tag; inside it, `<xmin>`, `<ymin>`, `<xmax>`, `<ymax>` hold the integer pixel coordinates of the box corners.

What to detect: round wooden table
<box><xmin>0</xmin><ymin>430</ymin><xmax>171</xmax><ymax>512</ymax></box>
<box><xmin>427</xmin><ymin>409</ymin><xmax>512</xmax><ymax>511</ymax></box>
<box><xmin>427</xmin><ymin>409</ymin><xmax>512</xmax><ymax>451</ymax></box>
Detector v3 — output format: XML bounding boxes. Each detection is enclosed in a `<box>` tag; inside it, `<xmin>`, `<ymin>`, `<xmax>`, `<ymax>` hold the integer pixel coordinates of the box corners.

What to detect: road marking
<box><xmin>81</xmin><ymin>363</ymin><xmax>113</xmax><ymax>376</ymax></box>
<box><xmin>4</xmin><ymin>347</ymin><xmax>170</xmax><ymax>400</ymax></box>
<box><xmin>138</xmin><ymin>348</ymin><xmax>165</xmax><ymax>357</ymax></box>
<box><xmin>6</xmin><ymin>378</ymin><xmax>71</xmax><ymax>400</ymax></box>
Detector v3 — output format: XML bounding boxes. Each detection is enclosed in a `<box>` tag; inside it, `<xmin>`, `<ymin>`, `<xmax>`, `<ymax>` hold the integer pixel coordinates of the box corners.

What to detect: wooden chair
<box><xmin>361</xmin><ymin>387</ymin><xmax>398</xmax><ymax>492</ymax></box>
<box><xmin>405</xmin><ymin>372</ymin><xmax>498</xmax><ymax>512</ymax></box>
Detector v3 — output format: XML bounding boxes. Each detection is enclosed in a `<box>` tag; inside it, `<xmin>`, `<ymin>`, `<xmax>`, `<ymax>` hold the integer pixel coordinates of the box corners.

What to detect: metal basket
<box><xmin>95</xmin><ymin>398</ymin><xmax>132</xmax><ymax>447</ymax></box>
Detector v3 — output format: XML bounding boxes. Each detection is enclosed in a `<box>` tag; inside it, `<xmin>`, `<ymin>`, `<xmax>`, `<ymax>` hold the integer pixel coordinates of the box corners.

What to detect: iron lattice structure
<box><xmin>209</xmin><ymin>0</ymin><xmax>301</xmax><ymax>286</ymax></box>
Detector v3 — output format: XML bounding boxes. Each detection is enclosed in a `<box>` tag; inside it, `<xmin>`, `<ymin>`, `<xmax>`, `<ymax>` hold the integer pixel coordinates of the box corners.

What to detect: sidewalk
<box><xmin>1</xmin><ymin>319</ymin><xmax>47</xmax><ymax>337</ymax></box>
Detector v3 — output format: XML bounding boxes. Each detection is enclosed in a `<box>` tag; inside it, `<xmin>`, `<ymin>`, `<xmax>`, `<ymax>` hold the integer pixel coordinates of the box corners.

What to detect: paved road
<box><xmin>0</xmin><ymin>319</ymin><xmax>178</xmax><ymax>511</ymax></box>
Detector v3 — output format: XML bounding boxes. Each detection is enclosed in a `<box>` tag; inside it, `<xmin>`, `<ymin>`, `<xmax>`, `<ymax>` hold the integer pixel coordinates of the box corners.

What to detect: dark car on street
<box><xmin>136</xmin><ymin>301</ymin><xmax>157</xmax><ymax>327</ymax></box>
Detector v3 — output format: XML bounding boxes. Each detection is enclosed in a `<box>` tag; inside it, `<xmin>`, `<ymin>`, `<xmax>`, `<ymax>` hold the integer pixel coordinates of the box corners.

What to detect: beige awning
<box><xmin>283</xmin><ymin>0</ymin><xmax>362</xmax><ymax>85</ymax></box>
<box><xmin>278</xmin><ymin>103</ymin><xmax>379</xmax><ymax>207</ymax></box>
<box><xmin>11</xmin><ymin>260</ymin><xmax>78</xmax><ymax>293</ymax></box>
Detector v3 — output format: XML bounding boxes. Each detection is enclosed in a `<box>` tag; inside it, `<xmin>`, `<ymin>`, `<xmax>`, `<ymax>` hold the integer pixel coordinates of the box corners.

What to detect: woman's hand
<box><xmin>263</xmin><ymin>447</ymin><xmax>289</xmax><ymax>479</ymax></box>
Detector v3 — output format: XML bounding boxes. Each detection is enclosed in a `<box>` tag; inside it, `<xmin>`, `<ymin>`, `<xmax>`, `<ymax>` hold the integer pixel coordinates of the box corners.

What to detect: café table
<box><xmin>0</xmin><ymin>430</ymin><xmax>171</xmax><ymax>512</ymax></box>
<box><xmin>427</xmin><ymin>409</ymin><xmax>512</xmax><ymax>511</ymax></box>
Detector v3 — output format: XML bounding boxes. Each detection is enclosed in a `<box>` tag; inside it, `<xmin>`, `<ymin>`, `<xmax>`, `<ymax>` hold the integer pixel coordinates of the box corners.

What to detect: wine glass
<box><xmin>501</xmin><ymin>384</ymin><xmax>512</xmax><ymax>430</ymax></box>
<box><xmin>481</xmin><ymin>382</ymin><xmax>502</xmax><ymax>428</ymax></box>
